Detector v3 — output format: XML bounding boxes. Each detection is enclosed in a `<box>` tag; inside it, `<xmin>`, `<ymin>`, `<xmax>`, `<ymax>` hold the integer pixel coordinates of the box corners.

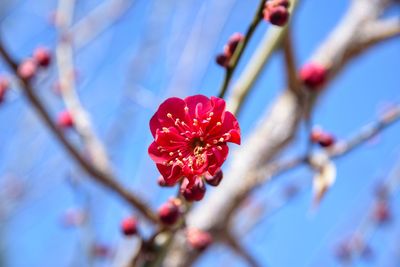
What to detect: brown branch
<box><xmin>0</xmin><ymin>40</ymin><xmax>158</xmax><ymax>223</ymax></box>
<box><xmin>225</xmin><ymin>232</ymin><xmax>261</xmax><ymax>267</ymax></box>
<box><xmin>56</xmin><ymin>0</ymin><xmax>111</xmax><ymax>174</ymax></box>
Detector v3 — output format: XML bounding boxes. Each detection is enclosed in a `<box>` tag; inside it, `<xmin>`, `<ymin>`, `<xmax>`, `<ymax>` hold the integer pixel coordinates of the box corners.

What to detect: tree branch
<box><xmin>282</xmin><ymin>28</ymin><xmax>300</xmax><ymax>93</ymax></box>
<box><xmin>0</xmin><ymin>40</ymin><xmax>158</xmax><ymax>223</ymax></box>
<box><xmin>225</xmin><ymin>232</ymin><xmax>261</xmax><ymax>267</ymax></box>
<box><xmin>56</xmin><ymin>0</ymin><xmax>112</xmax><ymax>175</ymax></box>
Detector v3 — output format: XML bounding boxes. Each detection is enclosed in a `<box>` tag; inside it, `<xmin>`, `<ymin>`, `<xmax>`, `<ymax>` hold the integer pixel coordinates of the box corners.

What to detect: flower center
<box><xmin>189</xmin><ymin>137</ymin><xmax>206</xmax><ymax>167</ymax></box>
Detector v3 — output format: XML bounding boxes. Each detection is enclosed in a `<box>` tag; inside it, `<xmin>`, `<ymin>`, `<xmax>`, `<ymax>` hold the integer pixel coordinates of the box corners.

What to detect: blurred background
<box><xmin>0</xmin><ymin>0</ymin><xmax>399</xmax><ymax>267</ymax></box>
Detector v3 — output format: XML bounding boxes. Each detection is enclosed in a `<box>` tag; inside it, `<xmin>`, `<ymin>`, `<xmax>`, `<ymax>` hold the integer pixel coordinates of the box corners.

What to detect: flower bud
<box><xmin>299</xmin><ymin>62</ymin><xmax>327</xmax><ymax>90</ymax></box>
<box><xmin>57</xmin><ymin>110</ymin><xmax>74</xmax><ymax>128</ymax></box>
<box><xmin>205</xmin><ymin>170</ymin><xmax>223</xmax><ymax>186</ymax></box>
<box><xmin>224</xmin><ymin>33</ymin><xmax>244</xmax><ymax>56</ymax></box>
<box><xmin>181</xmin><ymin>178</ymin><xmax>206</xmax><ymax>201</ymax></box>
<box><xmin>17</xmin><ymin>59</ymin><xmax>37</xmax><ymax>80</ymax></box>
<box><xmin>186</xmin><ymin>227</ymin><xmax>213</xmax><ymax>251</ymax></box>
<box><xmin>0</xmin><ymin>76</ymin><xmax>10</xmax><ymax>103</ymax></box>
<box><xmin>120</xmin><ymin>216</ymin><xmax>138</xmax><ymax>236</ymax></box>
<box><xmin>318</xmin><ymin>133</ymin><xmax>335</xmax><ymax>147</ymax></box>
<box><xmin>372</xmin><ymin>200</ymin><xmax>391</xmax><ymax>225</ymax></box>
<box><xmin>216</xmin><ymin>54</ymin><xmax>229</xmax><ymax>68</ymax></box>
<box><xmin>33</xmin><ymin>46</ymin><xmax>51</xmax><ymax>67</ymax></box>
<box><xmin>276</xmin><ymin>0</ymin><xmax>290</xmax><ymax>8</ymax></box>
<box><xmin>310</xmin><ymin>128</ymin><xmax>335</xmax><ymax>148</ymax></box>
<box><xmin>264</xmin><ymin>5</ymin><xmax>290</xmax><ymax>26</ymax></box>
<box><xmin>158</xmin><ymin>198</ymin><xmax>181</xmax><ymax>225</ymax></box>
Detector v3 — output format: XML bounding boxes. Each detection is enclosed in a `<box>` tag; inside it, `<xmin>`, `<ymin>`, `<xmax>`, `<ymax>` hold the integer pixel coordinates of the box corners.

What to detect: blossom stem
<box><xmin>218</xmin><ymin>0</ymin><xmax>266</xmax><ymax>99</ymax></box>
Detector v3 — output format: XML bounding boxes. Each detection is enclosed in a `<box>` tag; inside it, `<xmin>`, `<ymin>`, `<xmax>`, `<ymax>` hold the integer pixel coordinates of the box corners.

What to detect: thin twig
<box><xmin>56</xmin><ymin>0</ymin><xmax>112</xmax><ymax>173</ymax></box>
<box><xmin>218</xmin><ymin>0</ymin><xmax>266</xmax><ymax>99</ymax></box>
<box><xmin>225</xmin><ymin>232</ymin><xmax>261</xmax><ymax>267</ymax></box>
<box><xmin>227</xmin><ymin>0</ymin><xmax>299</xmax><ymax>114</ymax></box>
<box><xmin>255</xmin><ymin>105</ymin><xmax>400</xmax><ymax>187</ymax></box>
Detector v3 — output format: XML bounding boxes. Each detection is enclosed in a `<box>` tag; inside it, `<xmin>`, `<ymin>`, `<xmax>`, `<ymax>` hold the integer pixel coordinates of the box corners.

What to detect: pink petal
<box><xmin>156</xmin><ymin>163</ymin><xmax>183</xmax><ymax>186</ymax></box>
<box><xmin>149</xmin><ymin>113</ymin><xmax>162</xmax><ymax>138</ymax></box>
<box><xmin>155</xmin><ymin>127</ymin><xmax>186</xmax><ymax>149</ymax></box>
<box><xmin>220</xmin><ymin>111</ymin><xmax>241</xmax><ymax>145</ymax></box>
<box><xmin>184</xmin><ymin>95</ymin><xmax>212</xmax><ymax>119</ymax></box>
<box><xmin>210</xmin><ymin>96</ymin><xmax>226</xmax><ymax>119</ymax></box>
<box><xmin>207</xmin><ymin>145</ymin><xmax>229</xmax><ymax>175</ymax></box>
<box><xmin>148</xmin><ymin>142</ymin><xmax>171</xmax><ymax>164</ymax></box>
<box><xmin>156</xmin><ymin>97</ymin><xmax>189</xmax><ymax>128</ymax></box>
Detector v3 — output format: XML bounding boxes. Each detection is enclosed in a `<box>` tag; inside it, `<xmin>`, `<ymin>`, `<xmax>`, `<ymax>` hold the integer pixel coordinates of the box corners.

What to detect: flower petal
<box><xmin>155</xmin><ymin>127</ymin><xmax>186</xmax><ymax>149</ymax></box>
<box><xmin>156</xmin><ymin>163</ymin><xmax>183</xmax><ymax>186</ymax></box>
<box><xmin>207</xmin><ymin>144</ymin><xmax>229</xmax><ymax>176</ymax></box>
<box><xmin>210</xmin><ymin>96</ymin><xmax>226</xmax><ymax>120</ymax></box>
<box><xmin>148</xmin><ymin>142</ymin><xmax>171</xmax><ymax>164</ymax></box>
<box><xmin>220</xmin><ymin>111</ymin><xmax>241</xmax><ymax>145</ymax></box>
<box><xmin>184</xmin><ymin>95</ymin><xmax>212</xmax><ymax>119</ymax></box>
<box><xmin>149</xmin><ymin>113</ymin><xmax>162</xmax><ymax>138</ymax></box>
<box><xmin>156</xmin><ymin>97</ymin><xmax>189</xmax><ymax>128</ymax></box>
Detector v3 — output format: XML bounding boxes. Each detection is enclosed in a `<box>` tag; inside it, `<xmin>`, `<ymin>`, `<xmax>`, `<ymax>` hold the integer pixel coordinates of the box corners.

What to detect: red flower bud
<box><xmin>299</xmin><ymin>62</ymin><xmax>327</xmax><ymax>90</ymax></box>
<box><xmin>264</xmin><ymin>5</ymin><xmax>290</xmax><ymax>26</ymax></box>
<box><xmin>33</xmin><ymin>46</ymin><xmax>51</xmax><ymax>67</ymax></box>
<box><xmin>158</xmin><ymin>198</ymin><xmax>181</xmax><ymax>225</ymax></box>
<box><xmin>181</xmin><ymin>178</ymin><xmax>206</xmax><ymax>202</ymax></box>
<box><xmin>318</xmin><ymin>133</ymin><xmax>335</xmax><ymax>147</ymax></box>
<box><xmin>275</xmin><ymin>0</ymin><xmax>290</xmax><ymax>8</ymax></box>
<box><xmin>216</xmin><ymin>54</ymin><xmax>229</xmax><ymax>67</ymax></box>
<box><xmin>310</xmin><ymin>128</ymin><xmax>335</xmax><ymax>148</ymax></box>
<box><xmin>120</xmin><ymin>216</ymin><xmax>138</xmax><ymax>236</ymax></box>
<box><xmin>216</xmin><ymin>33</ymin><xmax>244</xmax><ymax>68</ymax></box>
<box><xmin>17</xmin><ymin>59</ymin><xmax>37</xmax><ymax>80</ymax></box>
<box><xmin>372</xmin><ymin>200</ymin><xmax>391</xmax><ymax>224</ymax></box>
<box><xmin>186</xmin><ymin>228</ymin><xmax>213</xmax><ymax>251</ymax></box>
<box><xmin>0</xmin><ymin>76</ymin><xmax>10</xmax><ymax>103</ymax></box>
<box><xmin>205</xmin><ymin>170</ymin><xmax>223</xmax><ymax>186</ymax></box>
<box><xmin>57</xmin><ymin>110</ymin><xmax>74</xmax><ymax>128</ymax></box>
<box><xmin>224</xmin><ymin>33</ymin><xmax>244</xmax><ymax>56</ymax></box>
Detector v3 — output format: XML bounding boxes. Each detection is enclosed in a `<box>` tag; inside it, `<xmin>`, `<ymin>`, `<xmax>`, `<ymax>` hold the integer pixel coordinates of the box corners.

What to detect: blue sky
<box><xmin>0</xmin><ymin>1</ymin><xmax>399</xmax><ymax>267</ymax></box>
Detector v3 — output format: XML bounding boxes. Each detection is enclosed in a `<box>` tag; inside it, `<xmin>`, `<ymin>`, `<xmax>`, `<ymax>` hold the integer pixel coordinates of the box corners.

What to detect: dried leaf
<box><xmin>311</xmin><ymin>154</ymin><xmax>337</xmax><ymax>206</ymax></box>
